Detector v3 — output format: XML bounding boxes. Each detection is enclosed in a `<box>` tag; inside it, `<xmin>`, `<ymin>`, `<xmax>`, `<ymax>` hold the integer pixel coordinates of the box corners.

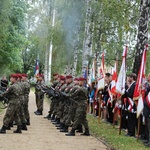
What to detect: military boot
<box><xmin>35</xmin><ymin>110</ymin><xmax>43</xmax><ymax>115</ymax></box>
<box><xmin>50</xmin><ymin>115</ymin><xmax>55</xmax><ymax>121</ymax></box>
<box><xmin>34</xmin><ymin>110</ymin><xmax>39</xmax><ymax>114</ymax></box>
<box><xmin>26</xmin><ymin>118</ymin><xmax>30</xmax><ymax>126</ymax></box>
<box><xmin>9</xmin><ymin>122</ymin><xmax>14</xmax><ymax>127</ymax></box>
<box><xmin>57</xmin><ymin>123</ymin><xmax>64</xmax><ymax>129</ymax></box>
<box><xmin>22</xmin><ymin>123</ymin><xmax>28</xmax><ymax>130</ymax></box>
<box><xmin>52</xmin><ymin>118</ymin><xmax>58</xmax><ymax>124</ymax></box>
<box><xmin>6</xmin><ymin>125</ymin><xmax>11</xmax><ymax>130</ymax></box>
<box><xmin>81</xmin><ymin>128</ymin><xmax>90</xmax><ymax>136</ymax></box>
<box><xmin>13</xmin><ymin>125</ymin><xmax>22</xmax><ymax>133</ymax></box>
<box><xmin>44</xmin><ymin>114</ymin><xmax>51</xmax><ymax>119</ymax></box>
<box><xmin>0</xmin><ymin>125</ymin><xmax>7</xmax><ymax>134</ymax></box>
<box><xmin>76</xmin><ymin>124</ymin><xmax>83</xmax><ymax>133</ymax></box>
<box><xmin>60</xmin><ymin>125</ymin><xmax>68</xmax><ymax>132</ymax></box>
<box><xmin>65</xmin><ymin>128</ymin><xmax>75</xmax><ymax>136</ymax></box>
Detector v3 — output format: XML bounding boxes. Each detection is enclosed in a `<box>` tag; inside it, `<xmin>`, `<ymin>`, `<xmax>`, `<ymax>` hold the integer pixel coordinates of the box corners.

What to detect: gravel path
<box><xmin>0</xmin><ymin>91</ymin><xmax>107</xmax><ymax>150</ymax></box>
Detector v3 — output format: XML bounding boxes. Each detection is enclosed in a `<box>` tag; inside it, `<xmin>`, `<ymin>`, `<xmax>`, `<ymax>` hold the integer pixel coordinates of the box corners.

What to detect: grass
<box><xmin>87</xmin><ymin>115</ymin><xmax>149</xmax><ymax>150</ymax></box>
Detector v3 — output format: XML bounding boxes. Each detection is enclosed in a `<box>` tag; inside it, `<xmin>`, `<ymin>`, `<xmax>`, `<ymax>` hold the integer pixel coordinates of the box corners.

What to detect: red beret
<box><xmin>53</xmin><ymin>73</ymin><xmax>58</xmax><ymax>76</ymax></box>
<box><xmin>22</xmin><ymin>74</ymin><xmax>28</xmax><ymax>77</ymax></box>
<box><xmin>17</xmin><ymin>74</ymin><xmax>22</xmax><ymax>78</ymax></box>
<box><xmin>74</xmin><ymin>78</ymin><xmax>79</xmax><ymax>81</ymax></box>
<box><xmin>10</xmin><ymin>74</ymin><xmax>18</xmax><ymax>78</ymax></box>
<box><xmin>66</xmin><ymin>75</ymin><xmax>73</xmax><ymax>79</ymax></box>
<box><xmin>78</xmin><ymin>77</ymin><xmax>86</xmax><ymax>81</ymax></box>
<box><xmin>60</xmin><ymin>76</ymin><xmax>65</xmax><ymax>80</ymax></box>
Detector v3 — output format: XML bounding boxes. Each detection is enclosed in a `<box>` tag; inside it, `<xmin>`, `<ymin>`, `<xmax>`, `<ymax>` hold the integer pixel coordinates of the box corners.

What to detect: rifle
<box><xmin>42</xmin><ymin>86</ymin><xmax>61</xmax><ymax>98</ymax></box>
<box><xmin>61</xmin><ymin>92</ymin><xmax>77</xmax><ymax>105</ymax></box>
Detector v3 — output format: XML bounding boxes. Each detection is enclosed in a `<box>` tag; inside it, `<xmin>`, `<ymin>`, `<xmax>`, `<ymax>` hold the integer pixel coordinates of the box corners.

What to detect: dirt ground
<box><xmin>0</xmin><ymin>91</ymin><xmax>107</xmax><ymax>150</ymax></box>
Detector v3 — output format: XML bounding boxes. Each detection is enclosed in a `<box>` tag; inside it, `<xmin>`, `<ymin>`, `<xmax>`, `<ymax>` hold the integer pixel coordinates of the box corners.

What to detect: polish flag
<box><xmin>97</xmin><ymin>52</ymin><xmax>105</xmax><ymax>91</ymax></box>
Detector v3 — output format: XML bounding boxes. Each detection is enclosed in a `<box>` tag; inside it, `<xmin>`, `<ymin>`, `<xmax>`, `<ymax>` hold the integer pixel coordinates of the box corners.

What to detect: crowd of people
<box><xmin>0</xmin><ymin>74</ymin><xmax>30</xmax><ymax>133</ymax></box>
<box><xmin>87</xmin><ymin>73</ymin><xmax>150</xmax><ymax>147</ymax></box>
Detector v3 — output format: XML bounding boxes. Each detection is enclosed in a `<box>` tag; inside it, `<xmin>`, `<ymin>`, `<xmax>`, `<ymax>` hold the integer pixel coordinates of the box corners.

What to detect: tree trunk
<box><xmin>82</xmin><ymin>0</ymin><xmax>93</xmax><ymax>75</ymax></box>
<box><xmin>132</xmin><ymin>0</ymin><xmax>150</xmax><ymax>75</ymax></box>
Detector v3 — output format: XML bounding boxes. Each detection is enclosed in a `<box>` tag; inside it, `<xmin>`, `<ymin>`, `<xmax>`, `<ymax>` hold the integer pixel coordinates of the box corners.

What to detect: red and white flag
<box><xmin>133</xmin><ymin>45</ymin><xmax>148</xmax><ymax>118</ymax></box>
<box><xmin>97</xmin><ymin>52</ymin><xmax>105</xmax><ymax>91</ymax></box>
<box><xmin>127</xmin><ymin>97</ymin><xmax>134</xmax><ymax>112</ymax></box>
<box><xmin>133</xmin><ymin>47</ymin><xmax>147</xmax><ymax>101</ymax></box>
<box><xmin>116</xmin><ymin>46</ymin><xmax>128</xmax><ymax>98</ymax></box>
<box><xmin>110</xmin><ymin>61</ymin><xmax>117</xmax><ymax>96</ymax></box>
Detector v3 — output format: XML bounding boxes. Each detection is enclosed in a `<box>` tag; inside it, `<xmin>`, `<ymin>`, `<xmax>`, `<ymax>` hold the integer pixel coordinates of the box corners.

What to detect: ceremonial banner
<box><xmin>137</xmin><ymin>96</ymin><xmax>144</xmax><ymax>118</ymax></box>
<box><xmin>116</xmin><ymin>46</ymin><xmax>128</xmax><ymax>98</ymax></box>
<box><xmin>133</xmin><ymin>45</ymin><xmax>148</xmax><ymax>118</ymax></box>
<box><xmin>110</xmin><ymin>62</ymin><xmax>117</xmax><ymax>96</ymax></box>
<box><xmin>133</xmin><ymin>47</ymin><xmax>147</xmax><ymax>101</ymax></box>
<box><xmin>97</xmin><ymin>52</ymin><xmax>105</xmax><ymax>90</ymax></box>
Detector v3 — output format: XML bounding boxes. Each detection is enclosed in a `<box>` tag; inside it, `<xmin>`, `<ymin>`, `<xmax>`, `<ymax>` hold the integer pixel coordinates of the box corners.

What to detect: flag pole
<box><xmin>119</xmin><ymin>96</ymin><xmax>123</xmax><ymax>135</ymax></box>
<box><xmin>98</xmin><ymin>91</ymin><xmax>102</xmax><ymax>123</ymax></box>
<box><xmin>113</xmin><ymin>55</ymin><xmax>118</xmax><ymax>128</ymax></box>
<box><xmin>137</xmin><ymin>115</ymin><xmax>141</xmax><ymax>141</ymax></box>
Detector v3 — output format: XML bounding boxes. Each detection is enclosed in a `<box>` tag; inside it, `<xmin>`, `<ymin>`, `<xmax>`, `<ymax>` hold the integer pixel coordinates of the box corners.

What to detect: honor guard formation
<box><xmin>34</xmin><ymin>73</ymin><xmax>90</xmax><ymax>136</ymax></box>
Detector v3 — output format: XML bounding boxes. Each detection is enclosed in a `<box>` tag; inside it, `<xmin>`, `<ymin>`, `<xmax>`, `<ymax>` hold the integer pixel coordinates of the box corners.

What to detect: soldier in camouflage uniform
<box><xmin>17</xmin><ymin>74</ymin><xmax>28</xmax><ymax>130</ymax></box>
<box><xmin>44</xmin><ymin>73</ymin><xmax>59</xmax><ymax>119</ymax></box>
<box><xmin>34</xmin><ymin>74</ymin><xmax>45</xmax><ymax>115</ymax></box>
<box><xmin>21</xmin><ymin>74</ymin><xmax>30</xmax><ymax>125</ymax></box>
<box><xmin>59</xmin><ymin>75</ymin><xmax>74</xmax><ymax>132</ymax></box>
<box><xmin>0</xmin><ymin>74</ymin><xmax>22</xmax><ymax>134</ymax></box>
<box><xmin>66</xmin><ymin>77</ymin><xmax>90</xmax><ymax>136</ymax></box>
<box><xmin>63</xmin><ymin>78</ymin><xmax>80</xmax><ymax>129</ymax></box>
<box><xmin>53</xmin><ymin>76</ymin><xmax>66</xmax><ymax>126</ymax></box>
<box><xmin>51</xmin><ymin>79</ymin><xmax>62</xmax><ymax>121</ymax></box>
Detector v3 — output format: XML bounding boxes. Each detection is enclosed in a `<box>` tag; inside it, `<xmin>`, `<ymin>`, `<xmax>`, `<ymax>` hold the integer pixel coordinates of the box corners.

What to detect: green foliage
<box><xmin>0</xmin><ymin>0</ymin><xmax>27</xmax><ymax>75</ymax></box>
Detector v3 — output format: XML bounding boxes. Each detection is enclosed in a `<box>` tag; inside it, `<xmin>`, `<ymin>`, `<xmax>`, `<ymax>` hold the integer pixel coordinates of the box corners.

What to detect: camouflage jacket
<box><xmin>69</xmin><ymin>86</ymin><xmax>88</xmax><ymax>105</ymax></box>
<box><xmin>64</xmin><ymin>82</ymin><xmax>74</xmax><ymax>94</ymax></box>
<box><xmin>17</xmin><ymin>81</ymin><xmax>24</xmax><ymax>95</ymax></box>
<box><xmin>22</xmin><ymin>81</ymin><xmax>30</xmax><ymax>95</ymax></box>
<box><xmin>35</xmin><ymin>81</ymin><xmax>45</xmax><ymax>94</ymax></box>
<box><xmin>0</xmin><ymin>82</ymin><xmax>22</xmax><ymax>103</ymax></box>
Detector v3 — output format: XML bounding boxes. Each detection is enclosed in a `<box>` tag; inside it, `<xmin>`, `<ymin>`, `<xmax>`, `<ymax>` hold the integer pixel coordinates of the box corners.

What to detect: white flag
<box><xmin>116</xmin><ymin>57</ymin><xmax>126</xmax><ymax>95</ymax></box>
<box><xmin>137</xmin><ymin>96</ymin><xmax>144</xmax><ymax>118</ymax></box>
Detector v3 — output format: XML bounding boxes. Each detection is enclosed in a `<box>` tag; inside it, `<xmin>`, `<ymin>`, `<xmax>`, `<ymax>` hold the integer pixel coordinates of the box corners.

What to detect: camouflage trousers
<box><xmin>3</xmin><ymin>101</ymin><xmax>21</xmax><ymax>127</ymax></box>
<box><xmin>72</xmin><ymin>104</ymin><xmax>89</xmax><ymax>129</ymax></box>
<box><xmin>61</xmin><ymin>102</ymin><xmax>71</xmax><ymax>124</ymax></box>
<box><xmin>24</xmin><ymin>94</ymin><xmax>30</xmax><ymax>120</ymax></box>
<box><xmin>65</xmin><ymin>104</ymin><xmax>77</xmax><ymax>126</ymax></box>
<box><xmin>56</xmin><ymin>101</ymin><xmax>64</xmax><ymax>118</ymax></box>
<box><xmin>52</xmin><ymin>99</ymin><xmax>60</xmax><ymax>115</ymax></box>
<box><xmin>20</xmin><ymin>96</ymin><xmax>26</xmax><ymax>124</ymax></box>
<box><xmin>49</xmin><ymin>98</ymin><xmax>57</xmax><ymax>115</ymax></box>
<box><xmin>35</xmin><ymin>93</ymin><xmax>44</xmax><ymax>111</ymax></box>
